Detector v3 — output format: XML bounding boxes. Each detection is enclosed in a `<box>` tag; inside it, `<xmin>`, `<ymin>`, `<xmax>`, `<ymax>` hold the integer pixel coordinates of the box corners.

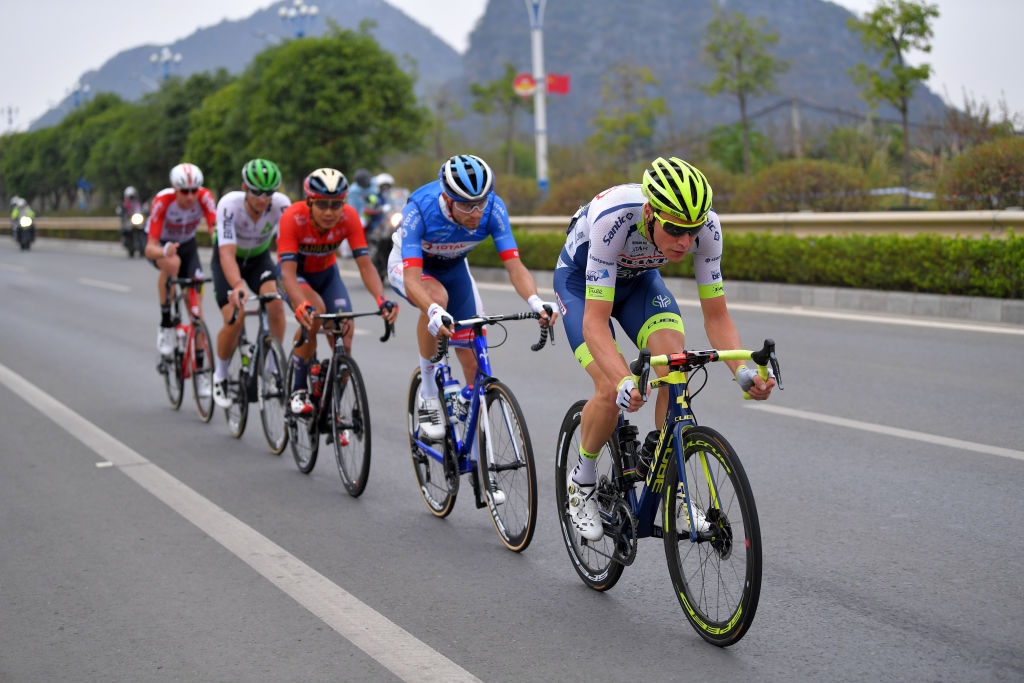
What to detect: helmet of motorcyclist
<box><xmin>641</xmin><ymin>156</ymin><xmax>712</xmax><ymax>228</ymax></box>
<box><xmin>242</xmin><ymin>158</ymin><xmax>282</xmax><ymax>194</ymax></box>
<box><xmin>438</xmin><ymin>154</ymin><xmax>493</xmax><ymax>202</ymax></box>
<box><xmin>373</xmin><ymin>173</ymin><xmax>395</xmax><ymax>191</ymax></box>
<box><xmin>124</xmin><ymin>186</ymin><xmax>138</xmax><ymax>200</ymax></box>
<box><xmin>303</xmin><ymin>168</ymin><xmax>349</xmax><ymax>199</ymax></box>
<box><xmin>9</xmin><ymin>196</ymin><xmax>19</xmax><ymax>209</ymax></box>
<box><xmin>354</xmin><ymin>168</ymin><xmax>372</xmax><ymax>189</ymax></box>
<box><xmin>169</xmin><ymin>162</ymin><xmax>204</xmax><ymax>191</ymax></box>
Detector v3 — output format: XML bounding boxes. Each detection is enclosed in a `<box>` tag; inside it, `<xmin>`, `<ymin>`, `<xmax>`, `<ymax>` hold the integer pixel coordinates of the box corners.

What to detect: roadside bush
<box><xmin>938</xmin><ymin>137</ymin><xmax>1024</xmax><ymax>209</ymax></box>
<box><xmin>536</xmin><ymin>169</ymin><xmax>622</xmax><ymax>216</ymax></box>
<box><xmin>734</xmin><ymin>159</ymin><xmax>870</xmax><ymax>213</ymax></box>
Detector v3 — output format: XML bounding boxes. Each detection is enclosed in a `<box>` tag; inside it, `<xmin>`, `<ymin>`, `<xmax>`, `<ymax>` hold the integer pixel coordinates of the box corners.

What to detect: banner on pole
<box><xmin>513</xmin><ymin>73</ymin><xmax>536</xmax><ymax>97</ymax></box>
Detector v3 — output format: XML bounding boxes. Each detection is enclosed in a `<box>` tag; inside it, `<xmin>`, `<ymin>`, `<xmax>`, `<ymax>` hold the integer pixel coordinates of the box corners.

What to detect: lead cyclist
<box><xmin>552</xmin><ymin>156</ymin><xmax>776</xmax><ymax>541</ymax></box>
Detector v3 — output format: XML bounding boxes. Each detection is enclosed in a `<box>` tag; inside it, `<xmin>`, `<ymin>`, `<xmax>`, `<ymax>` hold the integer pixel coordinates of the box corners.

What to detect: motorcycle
<box><xmin>119</xmin><ymin>206</ymin><xmax>149</xmax><ymax>258</ymax></box>
<box><xmin>367</xmin><ymin>188</ymin><xmax>408</xmax><ymax>282</ymax></box>
<box><xmin>15</xmin><ymin>214</ymin><xmax>35</xmax><ymax>251</ymax></box>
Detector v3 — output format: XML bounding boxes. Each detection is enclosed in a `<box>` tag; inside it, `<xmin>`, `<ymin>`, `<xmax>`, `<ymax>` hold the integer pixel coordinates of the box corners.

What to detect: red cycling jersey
<box><xmin>277</xmin><ymin>202</ymin><xmax>368</xmax><ymax>274</ymax></box>
<box><xmin>147</xmin><ymin>187</ymin><xmax>217</xmax><ymax>243</ymax></box>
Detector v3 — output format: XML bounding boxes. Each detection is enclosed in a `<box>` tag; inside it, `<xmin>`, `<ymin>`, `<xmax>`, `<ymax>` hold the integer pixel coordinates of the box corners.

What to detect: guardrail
<box><xmin>34</xmin><ymin>210</ymin><xmax>1024</xmax><ymax>238</ymax></box>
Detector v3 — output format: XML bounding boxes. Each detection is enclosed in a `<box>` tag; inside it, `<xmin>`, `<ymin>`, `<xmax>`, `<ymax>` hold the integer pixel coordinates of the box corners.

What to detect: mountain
<box><xmin>460</xmin><ymin>0</ymin><xmax>949</xmax><ymax>144</ymax></box>
<box><xmin>31</xmin><ymin>0</ymin><xmax>462</xmax><ymax>130</ymax></box>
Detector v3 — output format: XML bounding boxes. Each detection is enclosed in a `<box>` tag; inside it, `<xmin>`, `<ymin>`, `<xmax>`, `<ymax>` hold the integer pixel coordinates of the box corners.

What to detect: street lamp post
<box><xmin>150</xmin><ymin>47</ymin><xmax>183</xmax><ymax>81</ymax></box>
<box><xmin>524</xmin><ymin>0</ymin><xmax>549</xmax><ymax>196</ymax></box>
<box><xmin>279</xmin><ymin>0</ymin><xmax>319</xmax><ymax>38</ymax></box>
<box><xmin>1</xmin><ymin>104</ymin><xmax>17</xmax><ymax>132</ymax></box>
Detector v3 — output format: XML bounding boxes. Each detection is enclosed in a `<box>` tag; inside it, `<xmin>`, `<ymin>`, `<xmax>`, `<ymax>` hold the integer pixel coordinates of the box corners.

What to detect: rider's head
<box><xmin>303</xmin><ymin>168</ymin><xmax>349</xmax><ymax>230</ymax></box>
<box><xmin>373</xmin><ymin>173</ymin><xmax>394</xmax><ymax>194</ymax></box>
<box><xmin>438</xmin><ymin>154</ymin><xmax>493</xmax><ymax>229</ymax></box>
<box><xmin>241</xmin><ymin>158</ymin><xmax>281</xmax><ymax>210</ymax></box>
<box><xmin>354</xmin><ymin>168</ymin><xmax>371</xmax><ymax>190</ymax></box>
<box><xmin>641</xmin><ymin>156</ymin><xmax>712</xmax><ymax>256</ymax></box>
<box><xmin>169</xmin><ymin>162</ymin><xmax>203</xmax><ymax>207</ymax></box>
<box><xmin>124</xmin><ymin>186</ymin><xmax>138</xmax><ymax>200</ymax></box>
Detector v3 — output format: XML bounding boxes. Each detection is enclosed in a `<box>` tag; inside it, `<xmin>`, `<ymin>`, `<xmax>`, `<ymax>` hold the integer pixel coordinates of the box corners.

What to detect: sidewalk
<box><xmin>23</xmin><ymin>238</ymin><xmax>1024</xmax><ymax>327</ymax></box>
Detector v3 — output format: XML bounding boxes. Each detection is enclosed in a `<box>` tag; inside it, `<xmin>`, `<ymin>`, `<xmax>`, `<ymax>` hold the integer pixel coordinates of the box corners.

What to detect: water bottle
<box><xmin>441</xmin><ymin>368</ymin><xmax>461</xmax><ymax>419</ymax></box>
<box><xmin>636</xmin><ymin>429</ymin><xmax>660</xmax><ymax>479</ymax></box>
<box><xmin>175</xmin><ymin>326</ymin><xmax>186</xmax><ymax>352</ymax></box>
<box><xmin>310</xmin><ymin>360</ymin><xmax>324</xmax><ymax>398</ymax></box>
<box><xmin>455</xmin><ymin>385</ymin><xmax>473</xmax><ymax>422</ymax></box>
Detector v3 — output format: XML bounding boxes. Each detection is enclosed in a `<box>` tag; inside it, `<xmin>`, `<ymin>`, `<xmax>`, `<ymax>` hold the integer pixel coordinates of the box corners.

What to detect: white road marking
<box><xmin>0</xmin><ymin>362</ymin><xmax>480</xmax><ymax>683</ymax></box>
<box><xmin>78</xmin><ymin>277</ymin><xmax>131</xmax><ymax>293</ymax></box>
<box><xmin>95</xmin><ymin>461</ymin><xmax>114</xmax><ymax>468</ymax></box>
<box><xmin>748</xmin><ymin>403</ymin><xmax>1024</xmax><ymax>462</ymax></box>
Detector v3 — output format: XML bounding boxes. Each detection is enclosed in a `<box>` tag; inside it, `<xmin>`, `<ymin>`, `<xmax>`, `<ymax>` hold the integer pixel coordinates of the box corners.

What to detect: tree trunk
<box><xmin>739</xmin><ymin>91</ymin><xmax>750</xmax><ymax>175</ymax></box>
<box><xmin>505</xmin><ymin>108</ymin><xmax>516</xmax><ymax>176</ymax></box>
<box><xmin>901</xmin><ymin>102</ymin><xmax>910</xmax><ymax>205</ymax></box>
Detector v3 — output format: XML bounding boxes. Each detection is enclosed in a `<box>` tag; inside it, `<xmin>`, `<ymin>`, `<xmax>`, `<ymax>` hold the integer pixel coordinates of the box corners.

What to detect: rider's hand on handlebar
<box><xmin>295</xmin><ymin>301</ymin><xmax>317</xmax><ymax>330</ymax></box>
<box><xmin>376</xmin><ymin>295</ymin><xmax>399</xmax><ymax>324</ymax></box>
<box><xmin>426</xmin><ymin>303</ymin><xmax>452</xmax><ymax>338</ymax></box>
<box><xmin>616</xmin><ymin>375</ymin><xmax>646</xmax><ymax>412</ymax></box>
<box><xmin>229</xmin><ymin>284</ymin><xmax>247</xmax><ymax>311</ymax></box>
<box><xmin>736</xmin><ymin>365</ymin><xmax>775</xmax><ymax>401</ymax></box>
<box><xmin>527</xmin><ymin>294</ymin><xmax>559</xmax><ymax>328</ymax></box>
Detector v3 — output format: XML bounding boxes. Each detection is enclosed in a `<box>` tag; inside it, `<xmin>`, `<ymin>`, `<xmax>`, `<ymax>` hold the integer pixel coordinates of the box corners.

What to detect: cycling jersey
<box><xmin>147</xmin><ymin>187</ymin><xmax>217</xmax><ymax>244</ymax></box>
<box><xmin>277</xmin><ymin>201</ymin><xmax>367</xmax><ymax>274</ymax></box>
<box><xmin>214</xmin><ymin>190</ymin><xmax>291</xmax><ymax>258</ymax></box>
<box><xmin>397</xmin><ymin>180</ymin><xmax>520</xmax><ymax>273</ymax></box>
<box><xmin>556</xmin><ymin>183</ymin><xmax>724</xmax><ymax>301</ymax></box>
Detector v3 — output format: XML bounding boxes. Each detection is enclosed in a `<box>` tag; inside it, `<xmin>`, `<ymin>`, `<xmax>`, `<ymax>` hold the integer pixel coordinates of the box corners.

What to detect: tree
<box><xmin>848</xmin><ymin>0</ymin><xmax>939</xmax><ymax>204</ymax></box>
<box><xmin>470</xmin><ymin>62</ymin><xmax>531</xmax><ymax>175</ymax></box>
<box><xmin>588</xmin><ymin>63</ymin><xmax>666</xmax><ymax>169</ymax></box>
<box><xmin>701</xmin><ymin>8</ymin><xmax>790</xmax><ymax>175</ymax></box>
<box><xmin>427</xmin><ymin>85</ymin><xmax>466</xmax><ymax>160</ymax></box>
<box><xmin>707</xmin><ymin>123</ymin><xmax>775</xmax><ymax>175</ymax></box>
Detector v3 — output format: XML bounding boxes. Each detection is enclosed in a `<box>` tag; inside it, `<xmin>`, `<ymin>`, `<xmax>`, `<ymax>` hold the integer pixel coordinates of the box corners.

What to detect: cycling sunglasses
<box><xmin>451</xmin><ymin>199</ymin><xmax>487</xmax><ymax>215</ymax></box>
<box><xmin>312</xmin><ymin>199</ymin><xmax>345</xmax><ymax>211</ymax></box>
<box><xmin>177</xmin><ymin>187</ymin><xmax>199</xmax><ymax>195</ymax></box>
<box><xmin>655</xmin><ymin>212</ymin><xmax>705</xmax><ymax>238</ymax></box>
<box><xmin>246</xmin><ymin>187</ymin><xmax>275</xmax><ymax>197</ymax></box>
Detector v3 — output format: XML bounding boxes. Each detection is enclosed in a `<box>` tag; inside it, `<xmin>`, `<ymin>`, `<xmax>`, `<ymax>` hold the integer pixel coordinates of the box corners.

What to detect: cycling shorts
<box><xmin>387</xmin><ymin>245</ymin><xmax>483</xmax><ymax>328</ymax></box>
<box><xmin>553</xmin><ymin>266</ymin><xmax>684</xmax><ymax>369</ymax></box>
<box><xmin>275</xmin><ymin>263</ymin><xmax>352</xmax><ymax>314</ymax></box>
<box><xmin>149</xmin><ymin>237</ymin><xmax>202</xmax><ymax>281</ymax></box>
<box><xmin>211</xmin><ymin>248</ymin><xmax>277</xmax><ymax>309</ymax></box>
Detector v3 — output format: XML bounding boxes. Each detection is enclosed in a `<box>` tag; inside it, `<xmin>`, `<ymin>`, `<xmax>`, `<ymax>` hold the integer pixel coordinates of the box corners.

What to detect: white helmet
<box><xmin>124</xmin><ymin>186</ymin><xmax>138</xmax><ymax>199</ymax></box>
<box><xmin>373</xmin><ymin>173</ymin><xmax>394</xmax><ymax>188</ymax></box>
<box><xmin>169</xmin><ymin>163</ymin><xmax>203</xmax><ymax>190</ymax></box>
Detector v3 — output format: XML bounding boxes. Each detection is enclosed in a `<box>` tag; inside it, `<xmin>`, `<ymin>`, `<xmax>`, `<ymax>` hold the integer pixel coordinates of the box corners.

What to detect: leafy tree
<box><xmin>707</xmin><ymin>123</ymin><xmax>774</xmax><ymax>175</ymax></box>
<box><xmin>61</xmin><ymin>94</ymin><xmax>132</xmax><ymax>203</ymax></box>
<box><xmin>427</xmin><ymin>85</ymin><xmax>466</xmax><ymax>160</ymax></box>
<box><xmin>848</xmin><ymin>0</ymin><xmax>939</xmax><ymax>204</ymax></box>
<box><xmin>701</xmin><ymin>8</ymin><xmax>790</xmax><ymax>175</ymax></box>
<box><xmin>588</xmin><ymin>63</ymin><xmax>666</xmax><ymax>169</ymax></box>
<box><xmin>185</xmin><ymin>82</ymin><xmax>249</xmax><ymax>194</ymax></box>
<box><xmin>470</xmin><ymin>62</ymin><xmax>531</xmax><ymax>175</ymax></box>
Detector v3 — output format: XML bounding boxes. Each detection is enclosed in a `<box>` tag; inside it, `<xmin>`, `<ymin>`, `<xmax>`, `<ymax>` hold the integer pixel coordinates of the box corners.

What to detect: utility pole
<box><xmin>524</xmin><ymin>0</ymin><xmax>549</xmax><ymax>196</ymax></box>
<box><xmin>790</xmin><ymin>97</ymin><xmax>802</xmax><ymax>158</ymax></box>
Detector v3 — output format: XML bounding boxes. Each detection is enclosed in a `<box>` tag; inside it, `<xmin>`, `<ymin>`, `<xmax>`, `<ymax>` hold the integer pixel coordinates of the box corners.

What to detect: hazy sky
<box><xmin>1</xmin><ymin>0</ymin><xmax>1020</xmax><ymax>132</ymax></box>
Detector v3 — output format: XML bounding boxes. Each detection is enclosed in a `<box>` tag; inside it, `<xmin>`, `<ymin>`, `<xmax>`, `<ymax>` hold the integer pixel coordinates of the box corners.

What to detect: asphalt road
<box><xmin>2</xmin><ymin>239</ymin><xmax>1022</xmax><ymax>682</ymax></box>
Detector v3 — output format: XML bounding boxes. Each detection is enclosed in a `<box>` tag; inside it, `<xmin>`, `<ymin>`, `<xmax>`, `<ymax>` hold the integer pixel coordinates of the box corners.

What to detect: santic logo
<box><xmin>653</xmin><ymin>294</ymin><xmax>671</xmax><ymax>308</ymax></box>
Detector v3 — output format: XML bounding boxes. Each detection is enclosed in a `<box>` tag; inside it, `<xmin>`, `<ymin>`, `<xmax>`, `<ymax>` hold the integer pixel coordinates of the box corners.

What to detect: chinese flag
<box><xmin>546</xmin><ymin>73</ymin><xmax>570</xmax><ymax>94</ymax></box>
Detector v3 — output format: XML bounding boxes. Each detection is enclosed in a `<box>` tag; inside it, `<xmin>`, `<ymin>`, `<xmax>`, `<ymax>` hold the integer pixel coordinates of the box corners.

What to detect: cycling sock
<box><xmin>214</xmin><ymin>357</ymin><xmax>230</xmax><ymax>382</ymax></box>
<box><xmin>160</xmin><ymin>304</ymin><xmax>172</xmax><ymax>327</ymax></box>
<box><xmin>573</xmin><ymin>446</ymin><xmax>600</xmax><ymax>486</ymax></box>
<box><xmin>419</xmin><ymin>357</ymin><xmax>438</xmax><ymax>399</ymax></box>
<box><xmin>292</xmin><ymin>355</ymin><xmax>311</xmax><ymax>392</ymax></box>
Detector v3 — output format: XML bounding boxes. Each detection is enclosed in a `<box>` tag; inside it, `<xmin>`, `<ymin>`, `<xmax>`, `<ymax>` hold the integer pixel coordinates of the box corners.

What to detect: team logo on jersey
<box><xmin>586</xmin><ymin>268</ymin><xmax>609</xmax><ymax>282</ymax></box>
<box><xmin>653</xmin><ymin>294</ymin><xmax>671</xmax><ymax>308</ymax></box>
<box><xmin>704</xmin><ymin>255</ymin><xmax>721</xmax><ymax>263</ymax></box>
<box><xmin>602</xmin><ymin>213</ymin><xmax>633</xmax><ymax>245</ymax></box>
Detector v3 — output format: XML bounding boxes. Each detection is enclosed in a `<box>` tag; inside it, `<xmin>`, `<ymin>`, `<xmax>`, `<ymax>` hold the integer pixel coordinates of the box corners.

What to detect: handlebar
<box><xmin>228</xmin><ymin>292</ymin><xmax>283</xmax><ymax>326</ymax></box>
<box><xmin>629</xmin><ymin>339</ymin><xmax>783</xmax><ymax>399</ymax></box>
<box><xmin>429</xmin><ymin>309</ymin><xmax>555</xmax><ymax>363</ymax></box>
<box><xmin>294</xmin><ymin>310</ymin><xmax>394</xmax><ymax>347</ymax></box>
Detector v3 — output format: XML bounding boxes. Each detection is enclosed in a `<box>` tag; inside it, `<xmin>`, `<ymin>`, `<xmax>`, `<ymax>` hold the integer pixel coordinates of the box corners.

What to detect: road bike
<box><xmin>405</xmin><ymin>311</ymin><xmax>553</xmax><ymax>552</ymax></box>
<box><xmin>555</xmin><ymin>340</ymin><xmax>782</xmax><ymax>646</ymax></box>
<box><xmin>223</xmin><ymin>292</ymin><xmax>289</xmax><ymax>454</ymax></box>
<box><xmin>157</xmin><ymin>276</ymin><xmax>215</xmax><ymax>422</ymax></box>
<box><xmin>285</xmin><ymin>310</ymin><xmax>393</xmax><ymax>497</ymax></box>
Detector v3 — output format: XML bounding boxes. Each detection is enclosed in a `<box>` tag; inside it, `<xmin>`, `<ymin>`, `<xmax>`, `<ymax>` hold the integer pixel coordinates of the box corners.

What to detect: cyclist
<box><xmin>347</xmin><ymin>168</ymin><xmax>375</xmax><ymax>226</ymax></box>
<box><xmin>145</xmin><ymin>162</ymin><xmax>217</xmax><ymax>399</ymax></box>
<box><xmin>552</xmin><ymin>156</ymin><xmax>775</xmax><ymax>541</ymax></box>
<box><xmin>277</xmin><ymin>168</ymin><xmax>398</xmax><ymax>416</ymax></box>
<box><xmin>386</xmin><ymin>154</ymin><xmax>556</xmax><ymax>442</ymax></box>
<box><xmin>210</xmin><ymin>158</ymin><xmax>292</xmax><ymax>409</ymax></box>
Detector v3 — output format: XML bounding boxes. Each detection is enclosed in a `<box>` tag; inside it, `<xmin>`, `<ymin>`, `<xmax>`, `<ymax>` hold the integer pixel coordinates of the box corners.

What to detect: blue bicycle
<box><xmin>405</xmin><ymin>311</ymin><xmax>553</xmax><ymax>552</ymax></box>
<box><xmin>555</xmin><ymin>340</ymin><xmax>782</xmax><ymax>646</ymax></box>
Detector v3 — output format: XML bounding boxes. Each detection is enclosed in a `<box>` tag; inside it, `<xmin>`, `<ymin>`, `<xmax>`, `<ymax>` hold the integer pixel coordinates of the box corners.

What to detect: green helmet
<box><xmin>641</xmin><ymin>156</ymin><xmax>713</xmax><ymax>227</ymax></box>
<box><xmin>241</xmin><ymin>158</ymin><xmax>282</xmax><ymax>193</ymax></box>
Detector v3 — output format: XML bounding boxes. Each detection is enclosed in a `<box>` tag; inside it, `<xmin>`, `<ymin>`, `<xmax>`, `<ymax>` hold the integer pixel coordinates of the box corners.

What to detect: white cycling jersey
<box><xmin>556</xmin><ymin>183</ymin><xmax>725</xmax><ymax>300</ymax></box>
<box><xmin>214</xmin><ymin>190</ymin><xmax>291</xmax><ymax>258</ymax></box>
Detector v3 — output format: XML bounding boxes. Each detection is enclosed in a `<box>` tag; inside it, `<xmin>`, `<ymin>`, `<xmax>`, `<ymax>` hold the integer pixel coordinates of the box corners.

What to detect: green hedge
<box><xmin>470</xmin><ymin>229</ymin><xmax>1024</xmax><ymax>299</ymax></box>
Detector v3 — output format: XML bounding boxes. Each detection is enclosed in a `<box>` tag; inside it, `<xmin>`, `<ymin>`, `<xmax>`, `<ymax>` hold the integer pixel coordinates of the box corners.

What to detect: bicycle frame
<box><xmin>232</xmin><ymin>293</ymin><xmax>281</xmax><ymax>401</ymax></box>
<box><xmin>167</xmin><ymin>279</ymin><xmax>206</xmax><ymax>380</ymax></box>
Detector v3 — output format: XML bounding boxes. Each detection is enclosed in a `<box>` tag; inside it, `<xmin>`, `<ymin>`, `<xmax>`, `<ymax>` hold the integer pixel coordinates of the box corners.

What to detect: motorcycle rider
<box><xmin>10</xmin><ymin>197</ymin><xmax>35</xmax><ymax>242</ymax></box>
<box><xmin>116</xmin><ymin>186</ymin><xmax>145</xmax><ymax>249</ymax></box>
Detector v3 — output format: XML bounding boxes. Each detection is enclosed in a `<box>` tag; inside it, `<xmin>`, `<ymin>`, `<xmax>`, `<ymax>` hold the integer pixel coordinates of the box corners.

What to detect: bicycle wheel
<box><xmin>478</xmin><ymin>380</ymin><xmax>537</xmax><ymax>552</ymax></box>
<box><xmin>555</xmin><ymin>400</ymin><xmax>625</xmax><ymax>591</ymax></box>
<box><xmin>286</xmin><ymin>357</ymin><xmax>319</xmax><ymax>473</ymax></box>
<box><xmin>190</xmin><ymin>318</ymin><xmax>215</xmax><ymax>423</ymax></box>
<box><xmin>225</xmin><ymin>342</ymin><xmax>248</xmax><ymax>438</ymax></box>
<box><xmin>331</xmin><ymin>356</ymin><xmax>371</xmax><ymax>497</ymax></box>
<box><xmin>406</xmin><ymin>369</ymin><xmax>457</xmax><ymax>517</ymax></box>
<box><xmin>258</xmin><ymin>336</ymin><xmax>288</xmax><ymax>455</ymax></box>
<box><xmin>663</xmin><ymin>425</ymin><xmax>762</xmax><ymax>647</ymax></box>
<box><xmin>162</xmin><ymin>348</ymin><xmax>185</xmax><ymax>410</ymax></box>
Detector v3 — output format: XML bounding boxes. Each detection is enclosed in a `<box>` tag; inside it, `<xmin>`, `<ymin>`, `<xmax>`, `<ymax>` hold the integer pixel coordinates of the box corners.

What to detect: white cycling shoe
<box><xmin>566</xmin><ymin>469</ymin><xmax>603</xmax><ymax>541</ymax></box>
<box><xmin>212</xmin><ymin>379</ymin><xmax>232</xmax><ymax>409</ymax></box>
<box><xmin>417</xmin><ymin>394</ymin><xmax>445</xmax><ymax>442</ymax></box>
<box><xmin>195</xmin><ymin>374</ymin><xmax>212</xmax><ymax>398</ymax></box>
<box><xmin>676</xmin><ymin>486</ymin><xmax>711</xmax><ymax>534</ymax></box>
<box><xmin>157</xmin><ymin>327</ymin><xmax>175</xmax><ymax>356</ymax></box>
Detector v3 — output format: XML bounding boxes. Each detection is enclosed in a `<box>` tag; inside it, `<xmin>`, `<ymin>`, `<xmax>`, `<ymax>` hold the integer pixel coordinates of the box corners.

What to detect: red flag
<box><xmin>546</xmin><ymin>73</ymin><xmax>570</xmax><ymax>94</ymax></box>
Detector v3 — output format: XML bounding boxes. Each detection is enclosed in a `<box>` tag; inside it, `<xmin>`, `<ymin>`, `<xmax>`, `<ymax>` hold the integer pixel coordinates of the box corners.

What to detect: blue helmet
<box><xmin>438</xmin><ymin>154</ymin><xmax>493</xmax><ymax>201</ymax></box>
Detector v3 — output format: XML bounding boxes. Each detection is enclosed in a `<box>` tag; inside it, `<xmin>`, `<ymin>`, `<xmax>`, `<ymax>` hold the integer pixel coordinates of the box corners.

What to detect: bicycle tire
<box><xmin>406</xmin><ymin>369</ymin><xmax>457</xmax><ymax>517</ymax></box>
<box><xmin>663</xmin><ymin>425</ymin><xmax>762</xmax><ymax>647</ymax></box>
<box><xmin>258</xmin><ymin>336</ymin><xmax>288</xmax><ymax>455</ymax></box>
<box><xmin>285</xmin><ymin>356</ymin><xmax>319</xmax><ymax>473</ymax></box>
<box><xmin>478</xmin><ymin>380</ymin><xmax>537</xmax><ymax>552</ymax></box>
<box><xmin>163</xmin><ymin>348</ymin><xmax>185</xmax><ymax>410</ymax></box>
<box><xmin>225</xmin><ymin>341</ymin><xmax>248</xmax><ymax>438</ymax></box>
<box><xmin>555</xmin><ymin>400</ymin><xmax>625</xmax><ymax>591</ymax></box>
<box><xmin>331</xmin><ymin>357</ymin><xmax>371</xmax><ymax>497</ymax></box>
<box><xmin>191</xmin><ymin>318</ymin><xmax>215</xmax><ymax>423</ymax></box>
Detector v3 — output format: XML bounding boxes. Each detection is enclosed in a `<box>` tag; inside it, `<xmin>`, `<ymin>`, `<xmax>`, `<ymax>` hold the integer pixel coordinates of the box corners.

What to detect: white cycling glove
<box><xmin>427</xmin><ymin>303</ymin><xmax>451</xmax><ymax>337</ymax></box>
<box><xmin>616</xmin><ymin>375</ymin><xmax>641</xmax><ymax>411</ymax></box>
<box><xmin>527</xmin><ymin>294</ymin><xmax>555</xmax><ymax>315</ymax></box>
<box><xmin>735</xmin><ymin>364</ymin><xmax>774</xmax><ymax>392</ymax></box>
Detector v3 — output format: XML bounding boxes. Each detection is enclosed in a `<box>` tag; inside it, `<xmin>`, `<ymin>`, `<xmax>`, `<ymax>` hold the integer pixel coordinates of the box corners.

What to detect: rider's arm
<box><xmin>219</xmin><ymin>243</ymin><xmax>246</xmax><ymax>304</ymax></box>
<box><xmin>279</xmin><ymin>261</ymin><xmax>307</xmax><ymax>314</ymax></box>
<box><xmin>199</xmin><ymin>189</ymin><xmax>217</xmax><ymax>236</ymax></box>
<box><xmin>583</xmin><ymin>297</ymin><xmax>643</xmax><ymax>409</ymax></box>
<box><xmin>144</xmin><ymin>196</ymin><xmax>168</xmax><ymax>260</ymax></box>
<box><xmin>701</xmin><ymin>295</ymin><xmax>773</xmax><ymax>399</ymax></box>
